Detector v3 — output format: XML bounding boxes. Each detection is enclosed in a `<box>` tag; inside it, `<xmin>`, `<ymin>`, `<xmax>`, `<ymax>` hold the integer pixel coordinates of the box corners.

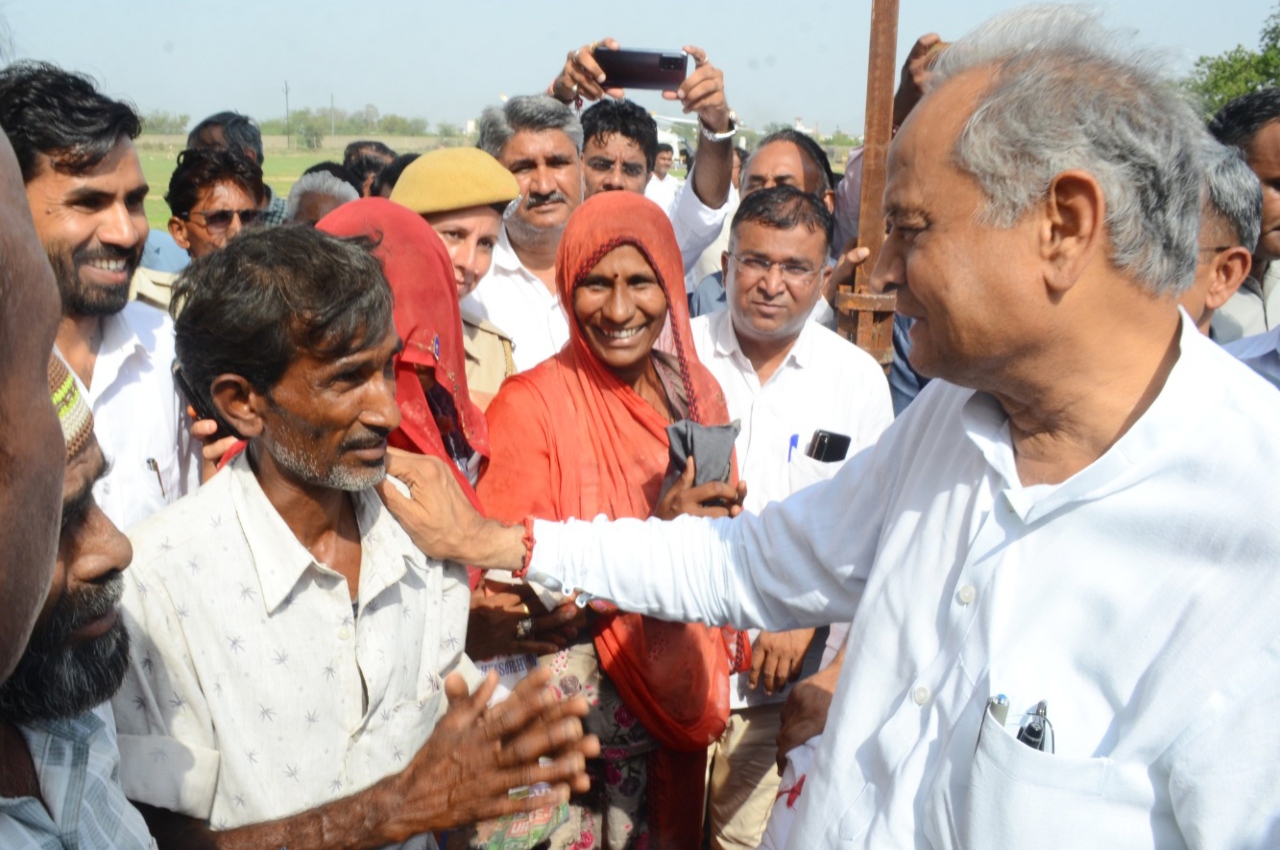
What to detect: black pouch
<box><xmin>660</xmin><ymin>419</ymin><xmax>741</xmax><ymax>498</ymax></box>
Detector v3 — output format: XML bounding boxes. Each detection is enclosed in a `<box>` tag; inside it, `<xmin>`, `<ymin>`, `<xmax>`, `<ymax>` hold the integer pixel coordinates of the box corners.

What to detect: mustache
<box><xmin>523</xmin><ymin>190</ymin><xmax>570</xmax><ymax>210</ymax></box>
<box><xmin>339</xmin><ymin>428</ymin><xmax>390</xmax><ymax>453</ymax></box>
<box><xmin>53</xmin><ymin>573</ymin><xmax>125</xmax><ymax>644</ymax></box>
<box><xmin>0</xmin><ymin>573</ymin><xmax>129</xmax><ymax>725</ymax></box>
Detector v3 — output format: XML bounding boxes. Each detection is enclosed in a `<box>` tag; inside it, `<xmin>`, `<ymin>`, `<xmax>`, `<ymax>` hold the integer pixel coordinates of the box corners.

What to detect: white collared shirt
<box><xmin>464</xmin><ymin>186</ymin><xmax>731</xmax><ymax>372</ymax></box>
<box><xmin>527</xmin><ymin>314</ymin><xmax>1280</xmax><ymax>848</ymax></box>
<box><xmin>690</xmin><ymin>310</ymin><xmax>892</xmax><ymax>708</ymax></box>
<box><xmin>670</xmin><ymin>179</ymin><xmax>733</xmax><ymax>281</ymax></box>
<box><xmin>462</xmin><ymin>225</ymin><xmax>568</xmax><ymax>373</ymax></box>
<box><xmin>1224</xmin><ymin>323</ymin><xmax>1280</xmax><ymax>390</ymax></box>
<box><xmin>61</xmin><ymin>301</ymin><xmax>200</xmax><ymax>531</ymax></box>
<box><xmin>0</xmin><ymin>705</ymin><xmax>157</xmax><ymax>850</ymax></box>
<box><xmin>112</xmin><ymin>454</ymin><xmax>474</xmax><ymax>847</ymax></box>
<box><xmin>644</xmin><ymin>172</ymin><xmax>682</xmax><ymax>215</ymax></box>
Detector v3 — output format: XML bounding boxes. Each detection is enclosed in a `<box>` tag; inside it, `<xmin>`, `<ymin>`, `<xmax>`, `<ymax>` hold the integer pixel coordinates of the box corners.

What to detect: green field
<box><xmin>139</xmin><ymin>149</ymin><xmax>333</xmax><ymax>229</ymax></box>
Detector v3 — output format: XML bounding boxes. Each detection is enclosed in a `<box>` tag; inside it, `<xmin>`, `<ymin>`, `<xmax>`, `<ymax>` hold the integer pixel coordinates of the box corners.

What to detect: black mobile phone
<box><xmin>593</xmin><ymin>48</ymin><xmax>689</xmax><ymax>91</ymax></box>
<box><xmin>171</xmin><ymin>360</ymin><xmax>229</xmax><ymax>437</ymax></box>
<box><xmin>806</xmin><ymin>430</ymin><xmax>852</xmax><ymax>463</ymax></box>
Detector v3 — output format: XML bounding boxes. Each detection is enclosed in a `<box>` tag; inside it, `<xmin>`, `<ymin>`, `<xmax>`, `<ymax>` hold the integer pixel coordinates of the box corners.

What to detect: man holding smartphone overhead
<box><xmin>463</xmin><ymin>41</ymin><xmax>738</xmax><ymax>373</ymax></box>
<box><xmin>552</xmin><ymin>39</ymin><xmax>736</xmax><ymax>280</ymax></box>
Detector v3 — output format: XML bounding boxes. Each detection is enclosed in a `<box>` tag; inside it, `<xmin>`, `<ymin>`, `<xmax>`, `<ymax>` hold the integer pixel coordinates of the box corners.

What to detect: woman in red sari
<box><xmin>479</xmin><ymin>191</ymin><xmax>748</xmax><ymax>850</ymax></box>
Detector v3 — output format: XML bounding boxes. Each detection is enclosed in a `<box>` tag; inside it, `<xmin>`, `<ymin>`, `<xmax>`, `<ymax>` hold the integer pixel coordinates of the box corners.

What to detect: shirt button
<box><xmin>338</xmin><ymin>627</ymin><xmax>352</xmax><ymax>641</ymax></box>
<box><xmin>957</xmin><ymin>585</ymin><xmax>976</xmax><ymax>606</ymax></box>
<box><xmin>913</xmin><ymin>686</ymin><xmax>931</xmax><ymax>706</ymax></box>
<box><xmin>101</xmin><ymin>482</ymin><xmax>111</xmax><ymax>495</ymax></box>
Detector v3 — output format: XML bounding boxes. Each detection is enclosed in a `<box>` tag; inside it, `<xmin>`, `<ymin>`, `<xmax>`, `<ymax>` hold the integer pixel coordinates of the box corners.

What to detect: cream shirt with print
<box><xmin>112</xmin><ymin>452</ymin><xmax>476</xmax><ymax>847</ymax></box>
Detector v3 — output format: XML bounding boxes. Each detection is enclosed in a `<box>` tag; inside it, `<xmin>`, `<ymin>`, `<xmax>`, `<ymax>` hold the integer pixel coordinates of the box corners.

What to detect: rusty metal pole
<box><xmin>836</xmin><ymin>0</ymin><xmax>899</xmax><ymax>367</ymax></box>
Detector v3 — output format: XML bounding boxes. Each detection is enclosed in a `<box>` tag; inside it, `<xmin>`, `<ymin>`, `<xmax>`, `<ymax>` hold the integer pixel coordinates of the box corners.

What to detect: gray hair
<box><xmin>928</xmin><ymin>5</ymin><xmax>1203</xmax><ymax>296</ymax></box>
<box><xmin>1198</xmin><ymin>134</ymin><xmax>1262</xmax><ymax>254</ymax></box>
<box><xmin>188</xmin><ymin>111</ymin><xmax>265</xmax><ymax>165</ymax></box>
<box><xmin>286</xmin><ymin>171</ymin><xmax>359</xmax><ymax>221</ymax></box>
<box><xmin>477</xmin><ymin>95</ymin><xmax>583</xmax><ymax>160</ymax></box>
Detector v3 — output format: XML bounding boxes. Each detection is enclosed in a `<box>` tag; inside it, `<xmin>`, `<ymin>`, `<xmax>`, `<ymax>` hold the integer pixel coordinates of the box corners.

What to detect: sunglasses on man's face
<box><xmin>183</xmin><ymin>207</ymin><xmax>262</xmax><ymax>233</ymax></box>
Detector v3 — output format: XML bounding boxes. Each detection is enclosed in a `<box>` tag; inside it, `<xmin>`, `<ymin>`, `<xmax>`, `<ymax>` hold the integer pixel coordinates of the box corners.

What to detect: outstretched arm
<box><xmin>378</xmin><ymin>447</ymin><xmax>884</xmax><ymax>635</ymax></box>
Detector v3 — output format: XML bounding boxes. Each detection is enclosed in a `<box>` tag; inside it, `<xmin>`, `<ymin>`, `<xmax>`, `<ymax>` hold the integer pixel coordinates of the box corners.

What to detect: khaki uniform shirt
<box><xmin>461</xmin><ymin>307</ymin><xmax>515</xmax><ymax>400</ymax></box>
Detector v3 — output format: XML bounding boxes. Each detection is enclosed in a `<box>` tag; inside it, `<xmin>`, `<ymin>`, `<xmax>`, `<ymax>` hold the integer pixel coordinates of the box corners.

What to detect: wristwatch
<box><xmin>700</xmin><ymin>110</ymin><xmax>738</xmax><ymax>143</ymax></box>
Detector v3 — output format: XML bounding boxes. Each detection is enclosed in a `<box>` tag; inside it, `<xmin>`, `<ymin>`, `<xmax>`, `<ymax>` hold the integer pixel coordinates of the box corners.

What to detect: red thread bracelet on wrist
<box><xmin>513</xmin><ymin>516</ymin><xmax>536</xmax><ymax>578</ymax></box>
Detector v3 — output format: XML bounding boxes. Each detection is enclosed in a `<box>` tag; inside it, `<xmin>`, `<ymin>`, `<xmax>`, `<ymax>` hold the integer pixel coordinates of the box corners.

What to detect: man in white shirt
<box><xmin>464</xmin><ymin>96</ymin><xmax>584</xmax><ymax>372</ymax></box>
<box><xmin>1208</xmin><ymin>87</ymin><xmax>1280</xmax><ymax>341</ymax></box>
<box><xmin>378</xmin><ymin>8</ymin><xmax>1280</xmax><ymax>848</ymax></box>
<box><xmin>644</xmin><ymin>142</ymin><xmax>681</xmax><ymax>211</ymax></box>
<box><xmin>690</xmin><ymin>185</ymin><xmax>892</xmax><ymax>848</ymax></box>
<box><xmin>0</xmin><ymin>62</ymin><xmax>200</xmax><ymax>531</ymax></box>
<box><xmin>1178</xmin><ymin>136</ymin><xmax>1259</xmax><ymax>337</ymax></box>
<box><xmin>112</xmin><ymin>227</ymin><xmax>597</xmax><ymax>849</ymax></box>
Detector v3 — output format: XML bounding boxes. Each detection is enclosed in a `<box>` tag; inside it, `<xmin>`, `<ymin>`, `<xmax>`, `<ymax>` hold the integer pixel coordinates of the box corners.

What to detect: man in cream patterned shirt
<box><xmin>111</xmin><ymin>227</ymin><xmax>591</xmax><ymax>849</ymax></box>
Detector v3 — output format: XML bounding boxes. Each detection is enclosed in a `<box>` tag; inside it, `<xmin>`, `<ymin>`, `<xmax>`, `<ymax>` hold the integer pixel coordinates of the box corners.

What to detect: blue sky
<box><xmin>4</xmin><ymin>0</ymin><xmax>1275</xmax><ymax>134</ymax></box>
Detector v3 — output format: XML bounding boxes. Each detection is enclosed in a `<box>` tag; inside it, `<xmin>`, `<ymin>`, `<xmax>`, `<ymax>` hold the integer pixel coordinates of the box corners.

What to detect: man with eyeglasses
<box><xmin>687</xmin><ymin>185</ymin><xmax>892</xmax><ymax>850</ymax></box>
<box><xmin>0</xmin><ymin>61</ymin><xmax>201</xmax><ymax>531</ymax></box>
<box><xmin>166</xmin><ymin>147</ymin><xmax>265</xmax><ymax>261</ymax></box>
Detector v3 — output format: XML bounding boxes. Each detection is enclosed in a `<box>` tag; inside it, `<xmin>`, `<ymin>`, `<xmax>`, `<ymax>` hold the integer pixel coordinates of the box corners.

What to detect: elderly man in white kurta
<box><xmin>375</xmin><ymin>9</ymin><xmax>1280</xmax><ymax>849</ymax></box>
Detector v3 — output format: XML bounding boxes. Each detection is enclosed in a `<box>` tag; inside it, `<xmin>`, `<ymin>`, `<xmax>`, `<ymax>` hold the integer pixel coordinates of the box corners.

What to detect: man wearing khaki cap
<box><xmin>391</xmin><ymin>147</ymin><xmax>519</xmax><ymax>408</ymax></box>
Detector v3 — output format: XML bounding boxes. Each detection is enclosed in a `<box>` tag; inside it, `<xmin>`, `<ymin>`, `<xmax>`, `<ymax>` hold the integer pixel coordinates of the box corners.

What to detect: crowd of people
<box><xmin>2</xmin><ymin>5</ymin><xmax>1280</xmax><ymax>849</ymax></box>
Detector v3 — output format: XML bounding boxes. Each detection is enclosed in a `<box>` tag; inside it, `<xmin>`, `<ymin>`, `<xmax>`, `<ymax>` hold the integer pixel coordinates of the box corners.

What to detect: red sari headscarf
<box><xmin>479</xmin><ymin>191</ymin><xmax>744</xmax><ymax>847</ymax></box>
<box><xmin>318</xmin><ymin>198</ymin><xmax>490</xmax><ymax>587</ymax></box>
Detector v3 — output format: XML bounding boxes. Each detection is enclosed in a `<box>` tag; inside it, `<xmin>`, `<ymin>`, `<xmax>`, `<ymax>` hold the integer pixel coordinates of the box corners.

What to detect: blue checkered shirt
<box><xmin>0</xmin><ymin>704</ymin><xmax>156</xmax><ymax>849</ymax></box>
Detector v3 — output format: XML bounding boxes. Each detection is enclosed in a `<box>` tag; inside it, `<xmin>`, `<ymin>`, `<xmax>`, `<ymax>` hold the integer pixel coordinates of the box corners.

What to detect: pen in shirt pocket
<box><xmin>787</xmin><ymin>433</ymin><xmax>799</xmax><ymax>462</ymax></box>
<box><xmin>146</xmin><ymin>458</ymin><xmax>166</xmax><ymax>498</ymax></box>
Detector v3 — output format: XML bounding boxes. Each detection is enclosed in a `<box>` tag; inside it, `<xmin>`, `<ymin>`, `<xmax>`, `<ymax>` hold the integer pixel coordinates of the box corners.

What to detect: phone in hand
<box><xmin>806</xmin><ymin>430</ymin><xmax>852</xmax><ymax>463</ymax></box>
<box><xmin>171</xmin><ymin>360</ymin><xmax>229</xmax><ymax>438</ymax></box>
<box><xmin>593</xmin><ymin>47</ymin><xmax>688</xmax><ymax>91</ymax></box>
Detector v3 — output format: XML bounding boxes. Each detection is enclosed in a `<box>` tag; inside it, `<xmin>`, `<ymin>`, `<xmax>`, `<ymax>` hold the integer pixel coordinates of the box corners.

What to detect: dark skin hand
<box><xmin>468</xmin><ymin>582</ymin><xmax>586</xmax><ymax>660</ymax></box>
<box><xmin>750</xmin><ymin>628</ymin><xmax>817</xmax><ymax>696</ymax></box>
<box><xmin>651</xmin><ymin>458</ymin><xmax>747</xmax><ymax>521</ymax></box>
<box><xmin>137</xmin><ymin>669</ymin><xmax>600</xmax><ymax>849</ymax></box>
<box><xmin>776</xmin><ymin>639</ymin><xmax>846</xmax><ymax>772</ymax></box>
<box><xmin>893</xmin><ymin>33</ymin><xmax>948</xmax><ymax>128</ymax></box>
<box><xmin>187</xmin><ymin>408</ymin><xmax>240</xmax><ymax>483</ymax></box>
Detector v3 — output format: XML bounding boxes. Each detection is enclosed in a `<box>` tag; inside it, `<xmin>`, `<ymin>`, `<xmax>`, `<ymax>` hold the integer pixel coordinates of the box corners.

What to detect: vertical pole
<box><xmin>837</xmin><ymin>0</ymin><xmax>899</xmax><ymax>367</ymax></box>
<box><xmin>284</xmin><ymin>81</ymin><xmax>291</xmax><ymax>151</ymax></box>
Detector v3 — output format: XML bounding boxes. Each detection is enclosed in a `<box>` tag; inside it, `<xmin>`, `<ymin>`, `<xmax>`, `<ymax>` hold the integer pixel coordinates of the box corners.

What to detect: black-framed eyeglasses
<box><xmin>1198</xmin><ymin>244</ymin><xmax>1232</xmax><ymax>255</ymax></box>
<box><xmin>728</xmin><ymin>253</ymin><xmax>821</xmax><ymax>287</ymax></box>
<box><xmin>182</xmin><ymin>208</ymin><xmax>262</xmax><ymax>233</ymax></box>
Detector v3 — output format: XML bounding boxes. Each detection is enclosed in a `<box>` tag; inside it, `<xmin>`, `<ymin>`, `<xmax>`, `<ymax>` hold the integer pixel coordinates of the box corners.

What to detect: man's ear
<box><xmin>821</xmin><ymin>189</ymin><xmax>836</xmax><ymax>214</ymax></box>
<box><xmin>210</xmin><ymin>374</ymin><xmax>266</xmax><ymax>438</ymax></box>
<box><xmin>1040</xmin><ymin>169</ymin><xmax>1105</xmax><ymax>296</ymax></box>
<box><xmin>1205</xmin><ymin>246</ymin><xmax>1253</xmax><ymax>311</ymax></box>
<box><xmin>721</xmin><ymin>250</ymin><xmax>731</xmax><ymax>280</ymax></box>
<box><xmin>168</xmin><ymin>217</ymin><xmax>191</xmax><ymax>253</ymax></box>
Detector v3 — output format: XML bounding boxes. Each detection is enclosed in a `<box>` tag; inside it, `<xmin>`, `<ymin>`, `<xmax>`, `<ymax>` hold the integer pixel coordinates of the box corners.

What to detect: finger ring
<box><xmin>571</xmin><ymin>82</ymin><xmax>579</xmax><ymax>96</ymax></box>
<box><xmin>519</xmin><ymin>603</ymin><xmax>531</xmax><ymax>616</ymax></box>
<box><xmin>515</xmin><ymin>618</ymin><xmax>534</xmax><ymax>641</ymax></box>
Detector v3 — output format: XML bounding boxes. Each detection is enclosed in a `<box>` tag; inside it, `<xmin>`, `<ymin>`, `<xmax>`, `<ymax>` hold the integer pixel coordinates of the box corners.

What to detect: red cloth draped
<box><xmin>477</xmin><ymin>191</ymin><xmax>741</xmax><ymax>848</ymax></box>
<box><xmin>318</xmin><ymin>198</ymin><xmax>489</xmax><ymax>588</ymax></box>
